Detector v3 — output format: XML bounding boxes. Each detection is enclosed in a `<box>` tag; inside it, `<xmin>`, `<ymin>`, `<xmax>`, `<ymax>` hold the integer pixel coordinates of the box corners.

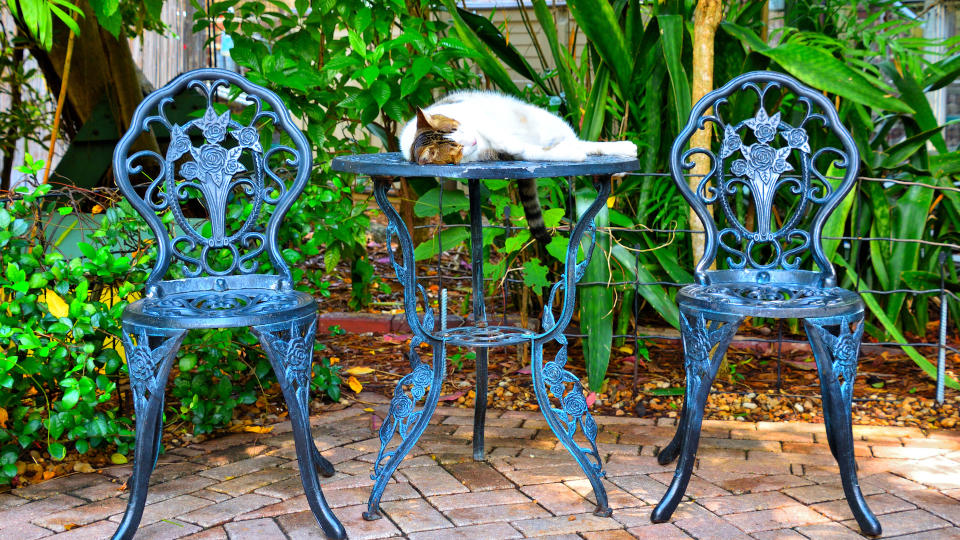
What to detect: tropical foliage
<box><xmin>440</xmin><ymin>0</ymin><xmax>960</xmax><ymax>390</ymax></box>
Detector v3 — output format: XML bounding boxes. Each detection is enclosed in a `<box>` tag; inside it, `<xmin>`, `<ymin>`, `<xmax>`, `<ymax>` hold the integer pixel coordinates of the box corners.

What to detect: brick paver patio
<box><xmin>2</xmin><ymin>393</ymin><xmax>959</xmax><ymax>539</ymax></box>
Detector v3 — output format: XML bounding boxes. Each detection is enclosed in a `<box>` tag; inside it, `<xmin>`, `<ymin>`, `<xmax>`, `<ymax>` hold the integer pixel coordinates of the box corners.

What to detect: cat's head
<box><xmin>409</xmin><ymin>108</ymin><xmax>478</xmax><ymax>164</ymax></box>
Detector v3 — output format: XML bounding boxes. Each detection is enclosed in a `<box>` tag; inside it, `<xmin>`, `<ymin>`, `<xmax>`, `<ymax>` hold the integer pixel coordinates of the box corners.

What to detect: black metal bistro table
<box><xmin>332</xmin><ymin>153</ymin><xmax>639</xmax><ymax>520</ymax></box>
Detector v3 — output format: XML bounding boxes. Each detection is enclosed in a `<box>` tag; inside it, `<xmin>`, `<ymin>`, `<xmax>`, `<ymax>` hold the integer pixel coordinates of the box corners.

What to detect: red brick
<box><xmin>725</xmin><ymin>505</ymin><xmax>830</xmax><ymax>533</ymax></box>
<box><xmin>520</xmin><ymin>483</ymin><xmax>592</xmax><ymax>515</ymax></box>
<box><xmin>380</xmin><ymin>498</ymin><xmax>452</xmax><ymax>533</ymax></box>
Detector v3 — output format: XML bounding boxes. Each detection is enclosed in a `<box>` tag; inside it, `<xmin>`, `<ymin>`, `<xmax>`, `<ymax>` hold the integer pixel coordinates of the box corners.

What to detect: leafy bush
<box><xmin>0</xmin><ymin>171</ymin><xmax>341</xmax><ymax>485</ymax></box>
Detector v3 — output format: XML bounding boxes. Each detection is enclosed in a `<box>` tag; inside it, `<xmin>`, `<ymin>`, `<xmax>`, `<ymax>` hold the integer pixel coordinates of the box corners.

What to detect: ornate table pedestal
<box><xmin>332</xmin><ymin>153</ymin><xmax>639</xmax><ymax>520</ymax></box>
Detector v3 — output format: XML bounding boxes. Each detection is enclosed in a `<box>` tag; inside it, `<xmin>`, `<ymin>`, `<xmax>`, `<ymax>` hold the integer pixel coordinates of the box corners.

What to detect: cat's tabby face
<box><xmin>410</xmin><ymin>108</ymin><xmax>464</xmax><ymax>165</ymax></box>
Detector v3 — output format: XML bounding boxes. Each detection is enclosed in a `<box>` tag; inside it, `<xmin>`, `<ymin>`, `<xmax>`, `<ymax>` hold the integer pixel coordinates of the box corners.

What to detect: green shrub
<box><xmin>0</xmin><ymin>177</ymin><xmax>342</xmax><ymax>486</ymax></box>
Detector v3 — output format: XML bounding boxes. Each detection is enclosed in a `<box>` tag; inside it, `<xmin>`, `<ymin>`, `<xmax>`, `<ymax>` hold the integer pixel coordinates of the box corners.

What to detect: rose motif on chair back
<box><xmin>115</xmin><ymin>72</ymin><xmax>311</xmax><ymax>287</ymax></box>
<box><xmin>673</xmin><ymin>73</ymin><xmax>859</xmax><ymax>283</ymax></box>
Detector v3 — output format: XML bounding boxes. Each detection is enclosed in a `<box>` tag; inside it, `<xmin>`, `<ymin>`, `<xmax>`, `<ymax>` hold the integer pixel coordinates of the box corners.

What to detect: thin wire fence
<box><xmin>416</xmin><ymin>171</ymin><xmax>958</xmax><ymax>405</ymax></box>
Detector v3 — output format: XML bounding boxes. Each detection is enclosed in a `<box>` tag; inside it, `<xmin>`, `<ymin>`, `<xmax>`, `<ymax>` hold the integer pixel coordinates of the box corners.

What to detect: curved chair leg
<box><xmin>112</xmin><ymin>325</ymin><xmax>187</xmax><ymax>540</ymax></box>
<box><xmin>365</xmin><ymin>343</ymin><xmax>446</xmax><ymax>520</ymax></box>
<box><xmin>657</xmin><ymin>397</ymin><xmax>688</xmax><ymax>466</ymax></box>
<box><xmin>652</xmin><ymin>310</ymin><xmax>741</xmax><ymax>523</ymax></box>
<box><xmin>804</xmin><ymin>315</ymin><xmax>881</xmax><ymax>537</ymax></box>
<box><xmin>254</xmin><ymin>314</ymin><xmax>346</xmax><ymax>540</ymax></box>
<box><xmin>531</xmin><ymin>336</ymin><xmax>610</xmax><ymax>517</ymax></box>
<box><xmin>312</xmin><ymin>442</ymin><xmax>336</xmax><ymax>478</ymax></box>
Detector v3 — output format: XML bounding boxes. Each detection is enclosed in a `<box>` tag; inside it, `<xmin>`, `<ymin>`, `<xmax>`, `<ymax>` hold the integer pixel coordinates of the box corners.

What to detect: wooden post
<box><xmin>688</xmin><ymin>0</ymin><xmax>723</xmax><ymax>266</ymax></box>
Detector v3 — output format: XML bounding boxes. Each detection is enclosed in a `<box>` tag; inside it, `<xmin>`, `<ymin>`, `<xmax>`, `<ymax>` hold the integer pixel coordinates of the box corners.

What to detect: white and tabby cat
<box><xmin>399</xmin><ymin>91</ymin><xmax>636</xmax><ymax>245</ymax></box>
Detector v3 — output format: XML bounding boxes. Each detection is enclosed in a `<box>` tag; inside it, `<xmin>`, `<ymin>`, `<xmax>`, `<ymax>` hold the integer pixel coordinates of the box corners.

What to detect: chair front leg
<box><xmin>254</xmin><ymin>314</ymin><xmax>346</xmax><ymax>540</ymax></box>
<box><xmin>804</xmin><ymin>314</ymin><xmax>881</xmax><ymax>537</ymax></box>
<box><xmin>112</xmin><ymin>324</ymin><xmax>186</xmax><ymax>540</ymax></box>
<box><xmin>652</xmin><ymin>309</ymin><xmax>741</xmax><ymax>523</ymax></box>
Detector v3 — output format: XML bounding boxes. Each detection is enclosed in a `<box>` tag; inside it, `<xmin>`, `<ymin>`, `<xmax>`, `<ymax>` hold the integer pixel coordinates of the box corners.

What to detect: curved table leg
<box><xmin>527</xmin><ymin>175</ymin><xmax>613</xmax><ymax>516</ymax></box>
<box><xmin>254</xmin><ymin>314</ymin><xmax>346</xmax><ymax>540</ymax></box>
<box><xmin>531</xmin><ymin>336</ymin><xmax>610</xmax><ymax>516</ymax></box>
<box><xmin>804</xmin><ymin>314</ymin><xmax>881</xmax><ymax>537</ymax></box>
<box><xmin>365</xmin><ymin>344</ymin><xmax>446</xmax><ymax>520</ymax></box>
<box><xmin>112</xmin><ymin>324</ymin><xmax>186</xmax><ymax>540</ymax></box>
<box><xmin>366</xmin><ymin>176</ymin><xmax>447</xmax><ymax>519</ymax></box>
<box><xmin>652</xmin><ymin>309</ymin><xmax>741</xmax><ymax>523</ymax></box>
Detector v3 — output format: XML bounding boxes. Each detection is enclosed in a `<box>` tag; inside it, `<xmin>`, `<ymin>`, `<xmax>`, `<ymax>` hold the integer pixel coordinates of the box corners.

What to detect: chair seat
<box><xmin>678</xmin><ymin>282</ymin><xmax>863</xmax><ymax>319</ymax></box>
<box><xmin>123</xmin><ymin>288</ymin><xmax>316</xmax><ymax>329</ymax></box>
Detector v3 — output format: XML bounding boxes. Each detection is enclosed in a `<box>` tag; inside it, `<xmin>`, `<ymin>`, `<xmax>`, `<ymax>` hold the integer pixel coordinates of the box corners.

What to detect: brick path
<box><xmin>2</xmin><ymin>395</ymin><xmax>960</xmax><ymax>539</ymax></box>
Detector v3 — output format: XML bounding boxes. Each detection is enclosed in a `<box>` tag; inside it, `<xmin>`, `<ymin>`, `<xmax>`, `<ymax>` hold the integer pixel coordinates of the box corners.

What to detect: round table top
<box><xmin>330</xmin><ymin>152</ymin><xmax>640</xmax><ymax>179</ymax></box>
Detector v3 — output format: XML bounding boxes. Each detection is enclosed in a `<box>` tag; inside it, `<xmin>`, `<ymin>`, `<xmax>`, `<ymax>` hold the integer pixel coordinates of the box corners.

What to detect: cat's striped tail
<box><xmin>518</xmin><ymin>178</ymin><xmax>551</xmax><ymax>247</ymax></box>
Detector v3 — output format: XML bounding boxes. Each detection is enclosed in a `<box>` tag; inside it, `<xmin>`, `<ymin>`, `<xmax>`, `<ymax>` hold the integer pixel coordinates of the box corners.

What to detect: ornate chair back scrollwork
<box><xmin>651</xmin><ymin>72</ymin><xmax>882</xmax><ymax>537</ymax></box>
<box><xmin>111</xmin><ymin>68</ymin><xmax>345</xmax><ymax>540</ymax></box>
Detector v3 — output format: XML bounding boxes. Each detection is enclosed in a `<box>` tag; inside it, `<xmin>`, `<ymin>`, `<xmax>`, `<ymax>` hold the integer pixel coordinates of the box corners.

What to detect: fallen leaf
<box><xmin>618</xmin><ymin>345</ymin><xmax>633</xmax><ymax>355</ymax></box>
<box><xmin>243</xmin><ymin>425</ymin><xmax>274</xmax><ymax>434</ymax></box>
<box><xmin>586</xmin><ymin>392</ymin><xmax>597</xmax><ymax>408</ymax></box>
<box><xmin>329</xmin><ymin>357</ymin><xmax>340</xmax><ymax>365</ymax></box>
<box><xmin>42</xmin><ymin>471</ymin><xmax>55</xmax><ymax>480</ymax></box>
<box><xmin>348</xmin><ymin>376</ymin><xmax>363</xmax><ymax>393</ymax></box>
<box><xmin>363</xmin><ymin>407</ymin><xmax>375</xmax><ymax>412</ymax></box>
<box><xmin>383</xmin><ymin>334</ymin><xmax>411</xmax><ymax>343</ymax></box>
<box><xmin>516</xmin><ymin>367</ymin><xmax>532</xmax><ymax>375</ymax></box>
<box><xmin>439</xmin><ymin>390</ymin><xmax>466</xmax><ymax>402</ymax></box>
<box><xmin>110</xmin><ymin>453</ymin><xmax>128</xmax><ymax>465</ymax></box>
<box><xmin>345</xmin><ymin>366</ymin><xmax>374</xmax><ymax>376</ymax></box>
<box><xmin>73</xmin><ymin>462</ymin><xmax>94</xmax><ymax>474</ymax></box>
<box><xmin>0</xmin><ymin>407</ymin><xmax>7</xmax><ymax>428</ymax></box>
<box><xmin>64</xmin><ymin>523</ymin><xmax>78</xmax><ymax>531</ymax></box>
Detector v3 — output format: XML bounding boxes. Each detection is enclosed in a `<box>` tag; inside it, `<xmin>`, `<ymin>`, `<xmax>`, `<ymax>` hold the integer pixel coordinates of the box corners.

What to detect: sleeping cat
<box><xmin>399</xmin><ymin>91</ymin><xmax>637</xmax><ymax>246</ymax></box>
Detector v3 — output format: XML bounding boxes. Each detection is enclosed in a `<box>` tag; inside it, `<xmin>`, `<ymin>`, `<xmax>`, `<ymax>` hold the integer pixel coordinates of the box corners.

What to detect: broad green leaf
<box><xmin>834</xmin><ymin>257</ymin><xmax>959</xmax><ymax>390</ymax></box>
<box><xmin>413</xmin><ymin>227</ymin><xmax>470</xmax><ymax>261</ymax></box>
<box><xmin>658</xmin><ymin>15</ymin><xmax>691</xmax><ymax>132</ymax></box>
<box><xmin>567</xmin><ymin>0</ymin><xmax>632</xmax><ymax>89</ymax></box>
<box><xmin>531</xmin><ymin>0</ymin><xmax>581</xmax><ymax>115</ymax></box>
<box><xmin>48</xmin><ymin>443</ymin><xmax>66</xmax><ymax>461</ymax></box>
<box><xmin>440</xmin><ymin>0</ymin><xmax>519</xmax><ymax>95</ymax></box>
<box><xmin>721</xmin><ymin>23</ymin><xmax>913</xmax><ymax>113</ymax></box>
<box><xmin>522</xmin><ymin>258</ymin><xmax>550</xmax><ymax>292</ymax></box>
<box><xmin>455</xmin><ymin>7</ymin><xmax>549</xmax><ymax>95</ymax></box>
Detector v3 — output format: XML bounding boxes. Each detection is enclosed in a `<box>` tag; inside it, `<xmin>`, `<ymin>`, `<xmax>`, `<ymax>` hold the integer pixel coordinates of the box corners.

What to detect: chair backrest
<box><xmin>114</xmin><ymin>69</ymin><xmax>311</xmax><ymax>296</ymax></box>
<box><xmin>671</xmin><ymin>71</ymin><xmax>859</xmax><ymax>288</ymax></box>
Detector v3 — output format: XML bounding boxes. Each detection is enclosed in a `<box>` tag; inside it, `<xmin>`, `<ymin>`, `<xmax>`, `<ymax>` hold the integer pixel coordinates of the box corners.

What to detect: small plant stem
<box><xmin>41</xmin><ymin>22</ymin><xmax>77</xmax><ymax>185</ymax></box>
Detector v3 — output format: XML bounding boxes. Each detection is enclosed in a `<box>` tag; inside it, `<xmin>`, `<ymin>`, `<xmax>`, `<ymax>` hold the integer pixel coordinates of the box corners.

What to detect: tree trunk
<box><xmin>21</xmin><ymin>0</ymin><xmax>158</xmax><ymax>184</ymax></box>
<box><xmin>689</xmin><ymin>0</ymin><xmax>723</xmax><ymax>267</ymax></box>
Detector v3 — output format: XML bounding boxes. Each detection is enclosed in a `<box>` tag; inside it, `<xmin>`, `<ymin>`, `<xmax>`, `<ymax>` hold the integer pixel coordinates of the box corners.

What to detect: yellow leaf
<box><xmin>110</xmin><ymin>453</ymin><xmax>128</xmax><ymax>465</ymax></box>
<box><xmin>42</xmin><ymin>290</ymin><xmax>69</xmax><ymax>318</ymax></box>
<box><xmin>607</xmin><ymin>196</ymin><xmax>615</xmax><ymax>208</ymax></box>
<box><xmin>618</xmin><ymin>346</ymin><xmax>633</xmax><ymax>355</ymax></box>
<box><xmin>345</xmin><ymin>366</ymin><xmax>374</xmax><ymax>376</ymax></box>
<box><xmin>347</xmin><ymin>376</ymin><xmax>363</xmax><ymax>393</ymax></box>
<box><xmin>91</xmin><ymin>204</ymin><xmax>104</xmax><ymax>214</ymax></box>
<box><xmin>363</xmin><ymin>408</ymin><xmax>374</xmax><ymax>412</ymax></box>
<box><xmin>329</xmin><ymin>357</ymin><xmax>340</xmax><ymax>364</ymax></box>
<box><xmin>243</xmin><ymin>425</ymin><xmax>274</xmax><ymax>434</ymax></box>
<box><xmin>0</xmin><ymin>407</ymin><xmax>7</xmax><ymax>428</ymax></box>
<box><xmin>42</xmin><ymin>470</ymin><xmax>55</xmax><ymax>480</ymax></box>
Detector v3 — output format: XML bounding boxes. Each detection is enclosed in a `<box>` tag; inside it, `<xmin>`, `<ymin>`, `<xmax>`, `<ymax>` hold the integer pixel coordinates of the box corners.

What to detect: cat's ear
<box><xmin>415</xmin><ymin>107</ymin><xmax>434</xmax><ymax>130</ymax></box>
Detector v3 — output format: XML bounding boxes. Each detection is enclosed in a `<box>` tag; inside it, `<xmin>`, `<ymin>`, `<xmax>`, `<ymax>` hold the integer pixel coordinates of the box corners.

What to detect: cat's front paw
<box><xmin>609</xmin><ymin>141</ymin><xmax>638</xmax><ymax>158</ymax></box>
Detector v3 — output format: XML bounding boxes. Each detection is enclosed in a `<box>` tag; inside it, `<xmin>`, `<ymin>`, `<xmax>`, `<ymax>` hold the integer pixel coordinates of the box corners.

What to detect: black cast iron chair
<box><xmin>651</xmin><ymin>72</ymin><xmax>881</xmax><ymax>536</ymax></box>
<box><xmin>111</xmin><ymin>69</ymin><xmax>346</xmax><ymax>539</ymax></box>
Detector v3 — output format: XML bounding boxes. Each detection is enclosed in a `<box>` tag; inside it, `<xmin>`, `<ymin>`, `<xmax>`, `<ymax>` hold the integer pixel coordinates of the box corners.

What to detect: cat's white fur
<box><xmin>399</xmin><ymin>91</ymin><xmax>637</xmax><ymax>162</ymax></box>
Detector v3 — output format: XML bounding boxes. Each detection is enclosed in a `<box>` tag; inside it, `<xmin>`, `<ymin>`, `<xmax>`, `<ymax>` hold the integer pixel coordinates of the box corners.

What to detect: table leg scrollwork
<box><xmin>366</xmin><ymin>176</ymin><xmax>446</xmax><ymax>520</ymax></box>
<box><xmin>530</xmin><ymin>175</ymin><xmax>611</xmax><ymax>516</ymax></box>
